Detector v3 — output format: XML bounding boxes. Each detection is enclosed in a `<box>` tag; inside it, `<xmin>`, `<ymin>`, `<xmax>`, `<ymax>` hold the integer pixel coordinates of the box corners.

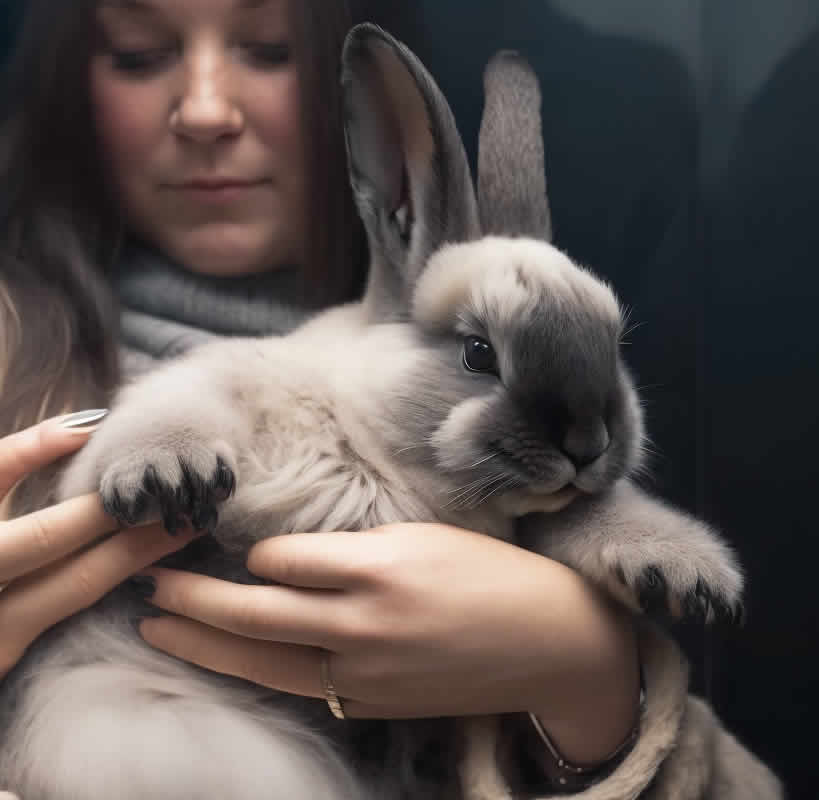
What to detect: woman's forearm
<box><xmin>526</xmin><ymin>560</ymin><xmax>641</xmax><ymax>767</ymax></box>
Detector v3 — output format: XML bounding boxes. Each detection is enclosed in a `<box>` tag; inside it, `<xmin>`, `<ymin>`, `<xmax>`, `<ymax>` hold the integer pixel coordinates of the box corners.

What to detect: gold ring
<box><xmin>320</xmin><ymin>650</ymin><xmax>346</xmax><ymax>720</ymax></box>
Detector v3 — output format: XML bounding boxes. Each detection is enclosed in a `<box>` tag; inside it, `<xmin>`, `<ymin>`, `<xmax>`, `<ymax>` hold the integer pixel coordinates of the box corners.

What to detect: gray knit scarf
<box><xmin>114</xmin><ymin>243</ymin><xmax>315</xmax><ymax>377</ymax></box>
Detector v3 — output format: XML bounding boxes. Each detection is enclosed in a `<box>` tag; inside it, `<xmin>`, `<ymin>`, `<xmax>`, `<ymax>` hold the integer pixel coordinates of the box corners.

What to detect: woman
<box><xmin>0</xmin><ymin>0</ymin><xmax>780</xmax><ymax>797</ymax></box>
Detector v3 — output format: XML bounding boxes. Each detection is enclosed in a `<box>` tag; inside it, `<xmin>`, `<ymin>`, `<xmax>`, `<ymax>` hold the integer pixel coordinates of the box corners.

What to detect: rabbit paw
<box><xmin>609</xmin><ymin>546</ymin><xmax>745</xmax><ymax>627</ymax></box>
<box><xmin>100</xmin><ymin>443</ymin><xmax>236</xmax><ymax>534</ymax></box>
<box><xmin>623</xmin><ymin>565</ymin><xmax>745</xmax><ymax>625</ymax></box>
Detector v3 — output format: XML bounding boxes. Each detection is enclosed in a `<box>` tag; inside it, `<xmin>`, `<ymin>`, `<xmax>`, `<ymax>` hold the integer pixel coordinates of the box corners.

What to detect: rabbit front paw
<box><xmin>100</xmin><ymin>443</ymin><xmax>237</xmax><ymax>534</ymax></box>
<box><xmin>614</xmin><ymin>542</ymin><xmax>744</xmax><ymax>625</ymax></box>
<box><xmin>636</xmin><ymin>564</ymin><xmax>745</xmax><ymax>625</ymax></box>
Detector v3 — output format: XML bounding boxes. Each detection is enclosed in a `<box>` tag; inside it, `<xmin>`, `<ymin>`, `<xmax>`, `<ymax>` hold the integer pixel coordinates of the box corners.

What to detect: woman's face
<box><xmin>91</xmin><ymin>0</ymin><xmax>307</xmax><ymax>277</ymax></box>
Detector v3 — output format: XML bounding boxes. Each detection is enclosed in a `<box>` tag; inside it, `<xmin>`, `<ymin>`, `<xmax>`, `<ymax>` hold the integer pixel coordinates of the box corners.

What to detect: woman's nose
<box><xmin>171</xmin><ymin>46</ymin><xmax>243</xmax><ymax>142</ymax></box>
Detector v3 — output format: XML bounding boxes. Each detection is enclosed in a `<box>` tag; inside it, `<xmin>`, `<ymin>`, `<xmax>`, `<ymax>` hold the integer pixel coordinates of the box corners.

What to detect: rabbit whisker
<box><xmin>447</xmin><ymin>471</ymin><xmax>508</xmax><ymax>509</ymax></box>
<box><xmin>446</xmin><ymin>473</ymin><xmax>495</xmax><ymax>495</ymax></box>
<box><xmin>470</xmin><ymin>452</ymin><xmax>498</xmax><ymax>469</ymax></box>
<box><xmin>462</xmin><ymin>472</ymin><xmax>517</xmax><ymax>509</ymax></box>
<box><xmin>393</xmin><ymin>443</ymin><xmax>427</xmax><ymax>456</ymax></box>
<box><xmin>449</xmin><ymin>478</ymin><xmax>505</xmax><ymax>509</ymax></box>
<box><xmin>475</xmin><ymin>474</ymin><xmax>519</xmax><ymax>506</ymax></box>
<box><xmin>621</xmin><ymin>320</ymin><xmax>647</xmax><ymax>341</ymax></box>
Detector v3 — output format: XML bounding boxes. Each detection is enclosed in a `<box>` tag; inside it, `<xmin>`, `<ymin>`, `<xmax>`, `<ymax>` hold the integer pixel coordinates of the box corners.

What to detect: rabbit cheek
<box><xmin>429</xmin><ymin>395</ymin><xmax>495</xmax><ymax>472</ymax></box>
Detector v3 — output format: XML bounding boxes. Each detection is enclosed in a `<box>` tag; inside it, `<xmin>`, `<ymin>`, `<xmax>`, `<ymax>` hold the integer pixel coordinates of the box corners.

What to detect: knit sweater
<box><xmin>114</xmin><ymin>243</ymin><xmax>314</xmax><ymax>377</ymax></box>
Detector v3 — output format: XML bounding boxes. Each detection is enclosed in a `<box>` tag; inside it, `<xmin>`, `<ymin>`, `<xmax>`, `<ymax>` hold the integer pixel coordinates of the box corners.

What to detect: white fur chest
<box><xmin>216</xmin><ymin>364</ymin><xmax>442</xmax><ymax>550</ymax></box>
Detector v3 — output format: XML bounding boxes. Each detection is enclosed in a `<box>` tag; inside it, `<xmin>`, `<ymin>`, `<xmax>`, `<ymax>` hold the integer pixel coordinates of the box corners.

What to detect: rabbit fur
<box><xmin>0</xmin><ymin>23</ymin><xmax>744</xmax><ymax>800</ymax></box>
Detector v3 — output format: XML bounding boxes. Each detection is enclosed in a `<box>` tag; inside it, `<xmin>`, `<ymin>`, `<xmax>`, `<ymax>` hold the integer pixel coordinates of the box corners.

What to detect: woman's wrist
<box><xmin>529</xmin><ymin>640</ymin><xmax>640</xmax><ymax>768</ymax></box>
<box><xmin>507</xmin><ymin>702</ymin><xmax>642</xmax><ymax>795</ymax></box>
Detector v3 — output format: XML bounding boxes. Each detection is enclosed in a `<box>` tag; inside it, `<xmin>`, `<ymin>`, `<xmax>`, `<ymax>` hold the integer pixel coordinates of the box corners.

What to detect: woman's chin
<box><xmin>162</xmin><ymin>228</ymin><xmax>297</xmax><ymax>278</ymax></box>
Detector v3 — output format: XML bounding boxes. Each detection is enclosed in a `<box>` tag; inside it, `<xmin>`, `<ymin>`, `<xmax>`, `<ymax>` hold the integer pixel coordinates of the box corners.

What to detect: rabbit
<box><xmin>0</xmin><ymin>23</ymin><xmax>744</xmax><ymax>800</ymax></box>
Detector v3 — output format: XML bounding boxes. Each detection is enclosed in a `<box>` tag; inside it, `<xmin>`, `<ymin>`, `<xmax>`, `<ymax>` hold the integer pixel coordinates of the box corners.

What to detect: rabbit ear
<box><xmin>341</xmin><ymin>24</ymin><xmax>481</xmax><ymax>320</ymax></box>
<box><xmin>478</xmin><ymin>51</ymin><xmax>553</xmax><ymax>242</ymax></box>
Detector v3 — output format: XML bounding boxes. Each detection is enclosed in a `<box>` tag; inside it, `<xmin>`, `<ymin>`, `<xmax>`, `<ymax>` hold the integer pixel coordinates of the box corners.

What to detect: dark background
<box><xmin>3</xmin><ymin>0</ymin><xmax>817</xmax><ymax>795</ymax></box>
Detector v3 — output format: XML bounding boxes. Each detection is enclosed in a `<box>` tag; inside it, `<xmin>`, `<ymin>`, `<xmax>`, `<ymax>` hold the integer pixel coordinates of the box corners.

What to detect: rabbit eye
<box><xmin>463</xmin><ymin>336</ymin><xmax>498</xmax><ymax>374</ymax></box>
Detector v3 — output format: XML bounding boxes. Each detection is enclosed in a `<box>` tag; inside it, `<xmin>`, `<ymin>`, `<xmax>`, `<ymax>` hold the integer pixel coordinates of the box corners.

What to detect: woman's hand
<box><xmin>0</xmin><ymin>412</ymin><xmax>205</xmax><ymax>679</ymax></box>
<box><xmin>133</xmin><ymin>523</ymin><xmax>640</xmax><ymax>765</ymax></box>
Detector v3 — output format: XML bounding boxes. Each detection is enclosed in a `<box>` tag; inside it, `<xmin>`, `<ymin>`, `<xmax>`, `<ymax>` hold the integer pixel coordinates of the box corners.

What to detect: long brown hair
<box><xmin>292</xmin><ymin>0</ymin><xmax>368</xmax><ymax>305</ymax></box>
<box><xmin>0</xmin><ymin>0</ymin><xmax>366</xmax><ymax>446</ymax></box>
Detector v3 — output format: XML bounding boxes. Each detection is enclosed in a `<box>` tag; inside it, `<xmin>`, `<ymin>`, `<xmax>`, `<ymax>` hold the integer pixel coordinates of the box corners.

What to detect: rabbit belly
<box><xmin>0</xmin><ymin>620</ymin><xmax>366</xmax><ymax>800</ymax></box>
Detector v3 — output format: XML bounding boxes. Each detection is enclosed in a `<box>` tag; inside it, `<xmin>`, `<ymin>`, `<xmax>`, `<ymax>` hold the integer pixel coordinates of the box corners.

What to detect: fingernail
<box><xmin>58</xmin><ymin>409</ymin><xmax>109</xmax><ymax>434</ymax></box>
<box><xmin>124</xmin><ymin>575</ymin><xmax>156</xmax><ymax>601</ymax></box>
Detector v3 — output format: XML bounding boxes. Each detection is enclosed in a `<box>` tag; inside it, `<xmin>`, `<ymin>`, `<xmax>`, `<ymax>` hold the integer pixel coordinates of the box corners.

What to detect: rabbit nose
<box><xmin>561</xmin><ymin>416</ymin><xmax>610</xmax><ymax>467</ymax></box>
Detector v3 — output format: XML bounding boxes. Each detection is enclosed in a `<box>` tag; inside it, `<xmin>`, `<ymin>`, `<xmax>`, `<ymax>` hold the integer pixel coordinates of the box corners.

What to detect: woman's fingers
<box><xmin>0</xmin><ymin>493</ymin><xmax>120</xmax><ymax>584</ymax></box>
<box><xmin>136</xmin><ymin>566</ymin><xmax>345</xmax><ymax>649</ymax></box>
<box><xmin>0</xmin><ymin>411</ymin><xmax>107</xmax><ymax>502</ymax></box>
<box><xmin>0</xmin><ymin>523</ymin><xmax>204</xmax><ymax>677</ymax></box>
<box><xmin>139</xmin><ymin>615</ymin><xmax>328</xmax><ymax>698</ymax></box>
<box><xmin>246</xmin><ymin>529</ymin><xmax>388</xmax><ymax>589</ymax></box>
<box><xmin>136</xmin><ymin>615</ymin><xmax>421</xmax><ymax>720</ymax></box>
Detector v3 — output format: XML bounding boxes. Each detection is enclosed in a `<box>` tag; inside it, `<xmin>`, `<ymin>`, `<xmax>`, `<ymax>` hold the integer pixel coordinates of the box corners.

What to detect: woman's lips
<box><xmin>169</xmin><ymin>178</ymin><xmax>270</xmax><ymax>202</ymax></box>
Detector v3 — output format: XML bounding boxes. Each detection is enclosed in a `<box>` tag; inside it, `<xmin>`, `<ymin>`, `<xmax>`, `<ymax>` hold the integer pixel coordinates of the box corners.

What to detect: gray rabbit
<box><xmin>0</xmin><ymin>24</ymin><xmax>743</xmax><ymax>800</ymax></box>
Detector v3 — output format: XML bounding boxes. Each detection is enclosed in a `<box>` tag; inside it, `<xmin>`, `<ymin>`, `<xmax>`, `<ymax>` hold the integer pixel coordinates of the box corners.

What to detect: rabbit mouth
<box><xmin>495</xmin><ymin>484</ymin><xmax>580</xmax><ymax>516</ymax></box>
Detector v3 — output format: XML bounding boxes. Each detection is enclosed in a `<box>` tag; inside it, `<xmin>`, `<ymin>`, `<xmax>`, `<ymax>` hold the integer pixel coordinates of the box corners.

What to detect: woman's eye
<box><xmin>241</xmin><ymin>42</ymin><xmax>291</xmax><ymax>68</ymax></box>
<box><xmin>110</xmin><ymin>48</ymin><xmax>173</xmax><ymax>74</ymax></box>
<box><xmin>462</xmin><ymin>336</ymin><xmax>498</xmax><ymax>375</ymax></box>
